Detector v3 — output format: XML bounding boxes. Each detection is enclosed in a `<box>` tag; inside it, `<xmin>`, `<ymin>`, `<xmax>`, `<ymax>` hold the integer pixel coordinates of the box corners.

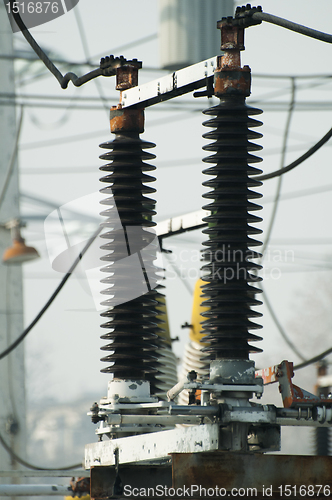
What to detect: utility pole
<box><xmin>315</xmin><ymin>361</ymin><xmax>331</xmax><ymax>455</ymax></box>
<box><xmin>0</xmin><ymin>0</ymin><xmax>27</xmax><ymax>486</ymax></box>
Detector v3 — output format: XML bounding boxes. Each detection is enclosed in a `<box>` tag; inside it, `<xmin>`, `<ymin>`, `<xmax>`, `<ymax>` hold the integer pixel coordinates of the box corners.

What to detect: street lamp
<box><xmin>2</xmin><ymin>219</ymin><xmax>39</xmax><ymax>264</ymax></box>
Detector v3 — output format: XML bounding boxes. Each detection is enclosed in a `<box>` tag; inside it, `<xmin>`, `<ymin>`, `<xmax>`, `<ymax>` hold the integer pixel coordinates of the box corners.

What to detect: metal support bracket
<box><xmin>256</xmin><ymin>360</ymin><xmax>332</xmax><ymax>409</ymax></box>
<box><xmin>121</xmin><ymin>56</ymin><xmax>217</xmax><ymax>109</ymax></box>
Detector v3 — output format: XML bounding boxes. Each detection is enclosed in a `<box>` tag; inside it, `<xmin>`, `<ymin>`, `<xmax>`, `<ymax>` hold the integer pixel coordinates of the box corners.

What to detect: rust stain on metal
<box><xmin>116</xmin><ymin>65</ymin><xmax>139</xmax><ymax>91</ymax></box>
<box><xmin>255</xmin><ymin>364</ymin><xmax>279</xmax><ymax>385</ymax></box>
<box><xmin>276</xmin><ymin>360</ymin><xmax>332</xmax><ymax>408</ymax></box>
<box><xmin>220</xmin><ymin>51</ymin><xmax>241</xmax><ymax>69</ymax></box>
<box><xmin>172</xmin><ymin>452</ymin><xmax>332</xmax><ymax>492</ymax></box>
<box><xmin>213</xmin><ymin>22</ymin><xmax>250</xmax><ymax>98</ymax></box>
<box><xmin>217</xmin><ymin>21</ymin><xmax>245</xmax><ymax>51</ymax></box>
<box><xmin>214</xmin><ymin>68</ymin><xmax>251</xmax><ymax>97</ymax></box>
<box><xmin>110</xmin><ymin>107</ymin><xmax>144</xmax><ymax>134</ymax></box>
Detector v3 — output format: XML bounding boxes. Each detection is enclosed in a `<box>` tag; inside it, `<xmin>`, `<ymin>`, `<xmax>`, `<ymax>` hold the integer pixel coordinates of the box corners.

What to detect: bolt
<box><xmin>90</xmin><ymin>402</ymin><xmax>102</xmax><ymax>424</ymax></box>
<box><xmin>188</xmin><ymin>370</ymin><xmax>197</xmax><ymax>381</ymax></box>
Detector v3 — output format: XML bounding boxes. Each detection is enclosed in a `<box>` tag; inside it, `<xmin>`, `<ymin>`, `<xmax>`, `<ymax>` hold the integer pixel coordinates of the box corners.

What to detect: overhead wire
<box><xmin>9</xmin><ymin>1</ymin><xmax>159</xmax><ymax>90</ymax></box>
<box><xmin>230</xmin><ymin>8</ymin><xmax>332</xmax><ymax>283</ymax></box>
<box><xmin>255</xmin><ymin>126</ymin><xmax>332</xmax><ymax>181</ymax></box>
<box><xmin>0</xmin><ymin>52</ymin><xmax>96</xmax><ymax>67</ymax></box>
<box><xmin>19</xmin><ymin>110</ymin><xmax>199</xmax><ymax>150</ymax></box>
<box><xmin>9</xmin><ymin>2</ymin><xmax>332</xmax><ymax>380</ymax></box>
<box><xmin>263</xmin><ymin>183</ymin><xmax>332</xmax><ymax>204</ymax></box>
<box><xmin>27</xmin><ymin>90</ymin><xmax>83</xmax><ymax>130</ymax></box>
<box><xmin>1</xmin><ymin>33</ymin><xmax>158</xmax><ymax>67</ymax></box>
<box><xmin>8</xmin><ymin>0</ymin><xmax>103</xmax><ymax>89</ymax></box>
<box><xmin>0</xmin><ymin>226</ymin><xmax>101</xmax><ymax>361</ymax></box>
<box><xmin>261</xmin><ymin>287</ymin><xmax>306</xmax><ymax>362</ymax></box>
<box><xmin>0</xmin><ymin>431</ymin><xmax>82</xmax><ymax>471</ymax></box>
<box><xmin>261</xmin><ymin>78</ymin><xmax>296</xmax><ymax>258</ymax></box>
<box><xmin>3</xmin><ymin>71</ymin><xmax>331</xmax><ymax>103</ymax></box>
<box><xmin>251</xmin><ymin>75</ymin><xmax>332</xmax><ymax>105</ymax></box>
<box><xmin>251</xmin><ymin>10</ymin><xmax>332</xmax><ymax>44</ymax></box>
<box><xmin>91</xmin><ymin>33</ymin><xmax>159</xmax><ymax>61</ymax></box>
<box><xmin>4</xmin><ymin>97</ymin><xmax>332</xmax><ymax>112</ymax></box>
<box><xmin>259</xmin><ymin>80</ymin><xmax>309</xmax><ymax>363</ymax></box>
<box><xmin>72</xmin><ymin>3</ymin><xmax>110</xmax><ymax>114</ymax></box>
<box><xmin>0</xmin><ymin>92</ymin><xmax>111</xmax><ymax>103</ymax></box>
<box><xmin>294</xmin><ymin>347</ymin><xmax>332</xmax><ymax>371</ymax></box>
<box><xmin>270</xmin><ymin>237</ymin><xmax>332</xmax><ymax>246</ymax></box>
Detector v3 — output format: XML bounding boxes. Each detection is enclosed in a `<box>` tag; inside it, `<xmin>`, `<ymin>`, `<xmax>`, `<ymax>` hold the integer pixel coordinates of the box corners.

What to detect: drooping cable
<box><xmin>255</xmin><ymin>126</ymin><xmax>332</xmax><ymax>181</ymax></box>
<box><xmin>0</xmin><ymin>226</ymin><xmax>101</xmax><ymax>360</ymax></box>
<box><xmin>72</xmin><ymin>4</ymin><xmax>110</xmax><ymax>114</ymax></box>
<box><xmin>8</xmin><ymin>0</ymin><xmax>102</xmax><ymax>89</ymax></box>
<box><xmin>0</xmin><ymin>431</ymin><xmax>82</xmax><ymax>471</ymax></box>
<box><xmin>261</xmin><ymin>78</ymin><xmax>296</xmax><ymax>257</ymax></box>
<box><xmin>251</xmin><ymin>11</ymin><xmax>332</xmax><ymax>44</ymax></box>
<box><xmin>294</xmin><ymin>347</ymin><xmax>332</xmax><ymax>371</ymax></box>
<box><xmin>262</xmin><ymin>286</ymin><xmax>306</xmax><ymax>362</ymax></box>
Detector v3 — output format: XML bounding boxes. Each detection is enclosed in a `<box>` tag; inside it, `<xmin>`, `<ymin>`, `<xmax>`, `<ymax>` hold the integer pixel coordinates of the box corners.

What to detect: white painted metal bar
<box><xmin>156</xmin><ymin>209</ymin><xmax>208</xmax><ymax>238</ymax></box>
<box><xmin>121</xmin><ymin>57</ymin><xmax>217</xmax><ymax>109</ymax></box>
<box><xmin>85</xmin><ymin>424</ymin><xmax>219</xmax><ymax>468</ymax></box>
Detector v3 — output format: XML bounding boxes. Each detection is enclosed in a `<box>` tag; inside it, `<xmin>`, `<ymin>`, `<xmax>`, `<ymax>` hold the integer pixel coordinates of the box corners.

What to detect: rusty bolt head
<box><xmin>216</xmin><ymin>21</ymin><xmax>245</xmax><ymax>51</ymax></box>
<box><xmin>116</xmin><ymin>65</ymin><xmax>139</xmax><ymax>90</ymax></box>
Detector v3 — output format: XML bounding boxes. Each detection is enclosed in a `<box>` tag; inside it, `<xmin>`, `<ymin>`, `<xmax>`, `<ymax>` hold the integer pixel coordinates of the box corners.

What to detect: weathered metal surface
<box><xmin>172</xmin><ymin>452</ymin><xmax>332</xmax><ymax>493</ymax></box>
<box><xmin>256</xmin><ymin>360</ymin><xmax>332</xmax><ymax>409</ymax></box>
<box><xmin>214</xmin><ymin>66</ymin><xmax>251</xmax><ymax>96</ymax></box>
<box><xmin>256</xmin><ymin>364</ymin><xmax>279</xmax><ymax>385</ymax></box>
<box><xmin>69</xmin><ymin>477</ymin><xmax>90</xmax><ymax>496</ymax></box>
<box><xmin>277</xmin><ymin>361</ymin><xmax>332</xmax><ymax>408</ymax></box>
<box><xmin>217</xmin><ymin>20</ymin><xmax>245</xmax><ymax>51</ymax></box>
<box><xmin>212</xmin><ymin>19</ymin><xmax>251</xmax><ymax>97</ymax></box>
<box><xmin>90</xmin><ymin>465</ymin><xmax>171</xmax><ymax>499</ymax></box>
<box><xmin>99</xmin><ymin>55</ymin><xmax>141</xmax><ymax>77</ymax></box>
<box><xmin>109</xmin><ymin>106</ymin><xmax>144</xmax><ymax>134</ymax></box>
<box><xmin>247</xmin><ymin>424</ymin><xmax>280</xmax><ymax>452</ymax></box>
<box><xmin>121</xmin><ymin>56</ymin><xmax>217</xmax><ymax>109</ymax></box>
<box><xmin>116</xmin><ymin>65</ymin><xmax>139</xmax><ymax>91</ymax></box>
<box><xmin>85</xmin><ymin>424</ymin><xmax>219</xmax><ymax>468</ymax></box>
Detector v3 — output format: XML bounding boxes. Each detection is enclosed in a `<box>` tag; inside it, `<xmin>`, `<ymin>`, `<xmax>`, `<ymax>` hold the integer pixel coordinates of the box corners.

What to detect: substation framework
<box><xmin>1</xmin><ymin>4</ymin><xmax>332</xmax><ymax>499</ymax></box>
<box><xmin>83</xmin><ymin>6</ymin><xmax>332</xmax><ymax>500</ymax></box>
